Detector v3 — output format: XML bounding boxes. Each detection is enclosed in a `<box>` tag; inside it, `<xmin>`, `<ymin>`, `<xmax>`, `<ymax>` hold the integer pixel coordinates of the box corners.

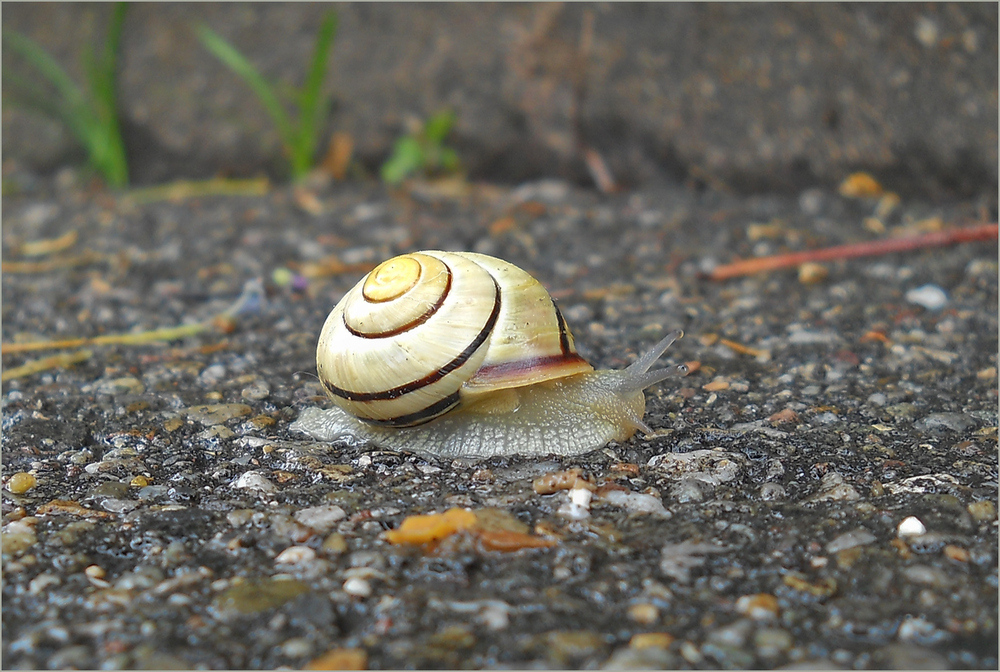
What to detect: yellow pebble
<box><xmin>7</xmin><ymin>473</ymin><xmax>37</xmax><ymax>494</ymax></box>
<box><xmin>130</xmin><ymin>475</ymin><xmax>150</xmax><ymax>488</ymax></box>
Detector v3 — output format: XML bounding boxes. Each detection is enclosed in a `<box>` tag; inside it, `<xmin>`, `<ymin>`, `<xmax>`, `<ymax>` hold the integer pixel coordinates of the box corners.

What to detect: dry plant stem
<box><xmin>1</xmin><ymin>350</ymin><xmax>93</xmax><ymax>382</ymax></box>
<box><xmin>708</xmin><ymin>223</ymin><xmax>998</xmax><ymax>281</ymax></box>
<box><xmin>2</xmin><ymin>322</ymin><xmax>210</xmax><ymax>355</ymax></box>
<box><xmin>124</xmin><ymin>177</ymin><xmax>270</xmax><ymax>205</ymax></box>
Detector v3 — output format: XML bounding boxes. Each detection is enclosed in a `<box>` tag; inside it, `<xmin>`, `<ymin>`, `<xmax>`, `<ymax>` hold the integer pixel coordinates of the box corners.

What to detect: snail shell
<box><xmin>291</xmin><ymin>251</ymin><xmax>685</xmax><ymax>458</ymax></box>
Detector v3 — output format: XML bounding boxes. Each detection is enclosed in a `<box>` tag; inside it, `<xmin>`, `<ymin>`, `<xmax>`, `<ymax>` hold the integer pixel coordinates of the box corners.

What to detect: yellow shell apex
<box><xmin>363</xmin><ymin>256</ymin><xmax>421</xmax><ymax>302</ymax></box>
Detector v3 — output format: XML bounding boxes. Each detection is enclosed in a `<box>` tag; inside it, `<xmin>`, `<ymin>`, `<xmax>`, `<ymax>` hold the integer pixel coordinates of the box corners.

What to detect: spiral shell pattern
<box><xmin>316</xmin><ymin>251</ymin><xmax>593</xmax><ymax>427</ymax></box>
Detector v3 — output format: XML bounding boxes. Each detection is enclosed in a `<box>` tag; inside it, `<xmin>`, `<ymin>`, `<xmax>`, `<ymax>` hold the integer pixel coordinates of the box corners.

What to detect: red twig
<box><xmin>708</xmin><ymin>223</ymin><xmax>998</xmax><ymax>281</ymax></box>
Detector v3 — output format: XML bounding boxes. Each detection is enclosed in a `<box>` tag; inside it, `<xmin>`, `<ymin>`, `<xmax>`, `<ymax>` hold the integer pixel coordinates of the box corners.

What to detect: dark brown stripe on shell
<box><xmin>553</xmin><ymin>303</ymin><xmax>572</xmax><ymax>354</ymax></box>
<box><xmin>323</xmin><ymin>277</ymin><xmax>502</xmax><ymax>402</ymax></box>
<box><xmin>472</xmin><ymin>353</ymin><xmax>590</xmax><ymax>382</ymax></box>
<box><xmin>344</xmin><ymin>264</ymin><xmax>453</xmax><ymax>339</ymax></box>
<box><xmin>358</xmin><ymin>391</ymin><xmax>461</xmax><ymax>427</ymax></box>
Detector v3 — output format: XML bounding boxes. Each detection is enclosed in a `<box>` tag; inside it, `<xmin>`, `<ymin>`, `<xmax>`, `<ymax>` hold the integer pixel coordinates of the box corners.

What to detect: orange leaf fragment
<box><xmin>838</xmin><ymin>172</ymin><xmax>884</xmax><ymax>198</ymax></box>
<box><xmin>384</xmin><ymin>507</ymin><xmax>477</xmax><ymax>545</ymax></box>
<box><xmin>477</xmin><ymin>529</ymin><xmax>558</xmax><ymax>552</ymax></box>
<box><xmin>36</xmin><ymin>499</ymin><xmax>113</xmax><ymax>518</ymax></box>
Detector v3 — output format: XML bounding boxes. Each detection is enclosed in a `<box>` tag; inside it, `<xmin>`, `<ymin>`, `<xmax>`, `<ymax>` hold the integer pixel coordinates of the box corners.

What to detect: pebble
<box><xmin>807</xmin><ymin>472</ymin><xmax>861</xmax><ymax>502</ymax></box>
<box><xmin>967</xmin><ymin>500</ymin><xmax>996</xmax><ymax>523</ymax></box>
<box><xmin>735</xmin><ymin>593</ymin><xmax>780</xmax><ymax>621</ymax></box>
<box><xmin>626</xmin><ymin>602</ymin><xmax>659</xmax><ymax>624</ymax></box>
<box><xmin>6</xmin><ymin>472</ymin><xmax>37</xmax><ymax>494</ymax></box>
<box><xmin>211</xmin><ymin>579</ymin><xmax>310</xmax><ymax>618</ymax></box>
<box><xmin>759</xmin><ymin>482</ymin><xmax>786</xmax><ymax>501</ymax></box>
<box><xmin>825</xmin><ymin>529</ymin><xmax>876</xmax><ymax>554</ymax></box>
<box><xmin>597</xmin><ymin>488</ymin><xmax>670</xmax><ymax>517</ymax></box>
<box><xmin>241</xmin><ymin>381</ymin><xmax>271</xmax><ymax>401</ymax></box>
<box><xmin>293</xmin><ymin>505</ymin><xmax>347</xmax><ymax>532</ymax></box>
<box><xmin>2</xmin><ymin>520</ymin><xmax>38</xmax><ymax>555</ymax></box>
<box><xmin>873</xmin><ymin>642</ymin><xmax>948</xmax><ymax>670</ymax></box>
<box><xmin>914</xmin><ymin>412</ymin><xmax>977</xmax><ymax>433</ymax></box>
<box><xmin>543</xmin><ymin>630</ymin><xmax>607</xmax><ymax>666</ymax></box>
<box><xmin>754</xmin><ymin>627</ymin><xmax>793</xmax><ymax>658</ymax></box>
<box><xmin>905</xmin><ymin>284</ymin><xmax>948</xmax><ymax>310</ymax></box>
<box><xmin>184</xmin><ymin>403</ymin><xmax>252</xmax><ymax>425</ymax></box>
<box><xmin>275</xmin><ymin>546</ymin><xmax>317</xmax><ymax>565</ymax></box>
<box><xmin>343</xmin><ymin>577</ymin><xmax>372</xmax><ymax>597</ymax></box>
<box><xmin>603</xmin><ymin>644</ymin><xmax>676</xmax><ymax>669</ymax></box>
<box><xmin>897</xmin><ymin>516</ymin><xmax>927</xmax><ymax>536</ymax></box>
<box><xmin>95</xmin><ymin>376</ymin><xmax>145</xmax><ymax>396</ymax></box>
<box><xmin>232</xmin><ymin>471</ymin><xmax>276</xmax><ymax>493</ymax></box>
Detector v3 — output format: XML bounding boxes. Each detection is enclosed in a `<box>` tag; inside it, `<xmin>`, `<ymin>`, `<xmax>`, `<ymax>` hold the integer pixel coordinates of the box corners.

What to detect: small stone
<box><xmin>905</xmin><ymin>284</ymin><xmax>947</xmax><ymax>310</ymax></box>
<box><xmin>914</xmin><ymin>412</ymin><xmax>977</xmax><ymax>433</ymax></box>
<box><xmin>322</xmin><ymin>533</ymin><xmax>348</xmax><ymax>555</ymax></box>
<box><xmin>825</xmin><ymin>529</ymin><xmax>876</xmax><ymax>554</ymax></box>
<box><xmin>898</xmin><ymin>516</ymin><xmax>926</xmax><ymax>536</ymax></box>
<box><xmin>184</xmin><ymin>403</ymin><xmax>252</xmax><ymax>425</ymax></box>
<box><xmin>735</xmin><ymin>593</ymin><xmax>780</xmax><ymax>621</ymax></box>
<box><xmin>211</xmin><ymin>579</ymin><xmax>310</xmax><ymax>618</ymax></box>
<box><xmin>96</xmin><ymin>376</ymin><xmax>145</xmax><ymax>396</ymax></box>
<box><xmin>798</xmin><ymin>262</ymin><xmax>828</xmax><ymax>284</ymax></box>
<box><xmin>754</xmin><ymin>627</ymin><xmax>793</xmax><ymax>658</ymax></box>
<box><xmin>759</xmin><ymin>483</ymin><xmax>786</xmax><ymax>501</ymax></box>
<box><xmin>85</xmin><ymin>564</ymin><xmax>106</xmax><ymax>579</ymax></box>
<box><xmin>242</xmin><ymin>381</ymin><xmax>271</xmax><ymax>401</ymax></box>
<box><xmin>233</xmin><ymin>471</ymin><xmax>276</xmax><ymax>493</ymax></box>
<box><xmin>943</xmin><ymin>545</ymin><xmax>969</xmax><ymax>562</ymax></box>
<box><xmin>6</xmin><ymin>472</ymin><xmax>37</xmax><ymax>494</ymax></box>
<box><xmin>294</xmin><ymin>505</ymin><xmax>347</xmax><ymax>533</ymax></box>
<box><xmin>967</xmin><ymin>500</ymin><xmax>996</xmax><ymax>523</ymax></box>
<box><xmin>129</xmin><ymin>475</ymin><xmax>150</xmax><ymax>488</ymax></box>
<box><xmin>2</xmin><ymin>521</ymin><xmax>37</xmax><ymax>555</ymax></box>
<box><xmin>275</xmin><ymin>546</ymin><xmax>317</xmax><ymax>565</ymax></box>
<box><xmin>343</xmin><ymin>577</ymin><xmax>371</xmax><ymax>597</ymax></box>
<box><xmin>629</xmin><ymin>632</ymin><xmax>674</xmax><ymax>650</ymax></box>
<box><xmin>627</xmin><ymin>602</ymin><xmax>659</xmax><ymax>624</ymax></box>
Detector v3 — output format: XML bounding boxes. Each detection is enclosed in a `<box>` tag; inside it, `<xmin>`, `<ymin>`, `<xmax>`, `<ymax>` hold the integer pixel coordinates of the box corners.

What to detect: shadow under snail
<box><xmin>291</xmin><ymin>250</ymin><xmax>686</xmax><ymax>458</ymax></box>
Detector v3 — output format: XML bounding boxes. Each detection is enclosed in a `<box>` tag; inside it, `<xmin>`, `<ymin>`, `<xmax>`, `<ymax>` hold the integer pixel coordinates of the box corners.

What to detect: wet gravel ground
<box><xmin>2</xmin><ymin>169</ymin><xmax>997</xmax><ymax>670</ymax></box>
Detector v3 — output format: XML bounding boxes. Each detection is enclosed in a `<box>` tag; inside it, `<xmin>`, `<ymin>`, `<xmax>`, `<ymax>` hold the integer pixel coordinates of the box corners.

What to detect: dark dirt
<box><xmin>2</xmin><ymin>169</ymin><xmax>997</xmax><ymax>670</ymax></box>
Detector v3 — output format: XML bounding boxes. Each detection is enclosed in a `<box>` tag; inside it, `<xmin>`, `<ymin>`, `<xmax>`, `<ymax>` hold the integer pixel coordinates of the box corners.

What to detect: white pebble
<box><xmin>557</xmin><ymin>486</ymin><xmax>592</xmax><ymax>520</ymax></box>
<box><xmin>343</xmin><ymin>577</ymin><xmax>372</xmax><ymax>597</ymax></box>
<box><xmin>905</xmin><ymin>284</ymin><xmax>948</xmax><ymax>310</ymax></box>
<box><xmin>232</xmin><ymin>471</ymin><xmax>276</xmax><ymax>493</ymax></box>
<box><xmin>274</xmin><ymin>546</ymin><xmax>316</xmax><ymax>565</ymax></box>
<box><xmin>898</xmin><ymin>516</ymin><xmax>927</xmax><ymax>537</ymax></box>
<box><xmin>293</xmin><ymin>505</ymin><xmax>347</xmax><ymax>532</ymax></box>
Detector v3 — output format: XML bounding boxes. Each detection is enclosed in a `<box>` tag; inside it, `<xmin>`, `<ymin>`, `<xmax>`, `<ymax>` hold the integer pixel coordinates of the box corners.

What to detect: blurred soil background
<box><xmin>2</xmin><ymin>3</ymin><xmax>998</xmax><ymax>671</ymax></box>
<box><xmin>3</xmin><ymin>3</ymin><xmax>996</xmax><ymax>196</ymax></box>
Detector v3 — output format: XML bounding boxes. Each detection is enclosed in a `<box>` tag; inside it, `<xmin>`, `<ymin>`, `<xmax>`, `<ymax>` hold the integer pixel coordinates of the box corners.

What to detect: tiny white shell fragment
<box><xmin>905</xmin><ymin>284</ymin><xmax>948</xmax><ymax>310</ymax></box>
<box><xmin>274</xmin><ymin>546</ymin><xmax>317</xmax><ymax>565</ymax></box>
<box><xmin>897</xmin><ymin>516</ymin><xmax>927</xmax><ymax>537</ymax></box>
<box><xmin>557</xmin><ymin>486</ymin><xmax>592</xmax><ymax>520</ymax></box>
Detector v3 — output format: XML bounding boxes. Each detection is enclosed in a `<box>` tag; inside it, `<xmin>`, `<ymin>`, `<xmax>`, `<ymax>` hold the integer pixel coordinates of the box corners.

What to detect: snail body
<box><xmin>291</xmin><ymin>251</ymin><xmax>684</xmax><ymax>458</ymax></box>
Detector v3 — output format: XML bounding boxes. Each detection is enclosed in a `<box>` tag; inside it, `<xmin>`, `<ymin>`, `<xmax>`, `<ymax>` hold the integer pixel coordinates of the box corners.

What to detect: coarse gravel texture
<box><xmin>2</xmin><ymin>169</ymin><xmax>998</xmax><ymax>670</ymax></box>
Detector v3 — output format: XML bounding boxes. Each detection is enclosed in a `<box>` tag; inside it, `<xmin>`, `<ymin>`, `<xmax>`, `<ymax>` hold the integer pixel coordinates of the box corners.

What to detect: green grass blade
<box><xmin>424</xmin><ymin>109</ymin><xmax>456</xmax><ymax>145</ymax></box>
<box><xmin>2</xmin><ymin>30</ymin><xmax>87</xmax><ymax>114</ymax></box>
<box><xmin>196</xmin><ymin>23</ymin><xmax>295</xmax><ymax>151</ymax></box>
<box><xmin>291</xmin><ymin>10</ymin><xmax>338</xmax><ymax>179</ymax></box>
<box><xmin>381</xmin><ymin>136</ymin><xmax>424</xmax><ymax>184</ymax></box>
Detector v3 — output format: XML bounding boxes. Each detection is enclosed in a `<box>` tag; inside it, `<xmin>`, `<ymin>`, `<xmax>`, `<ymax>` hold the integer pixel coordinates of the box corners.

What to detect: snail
<box><xmin>291</xmin><ymin>250</ymin><xmax>686</xmax><ymax>458</ymax></box>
